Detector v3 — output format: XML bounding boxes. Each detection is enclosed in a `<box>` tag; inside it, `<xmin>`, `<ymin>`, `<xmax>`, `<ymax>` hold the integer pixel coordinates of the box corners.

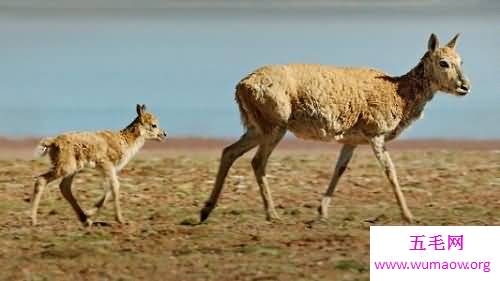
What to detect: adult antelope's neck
<box><xmin>396</xmin><ymin>59</ymin><xmax>437</xmax><ymax>106</ymax></box>
<box><xmin>384</xmin><ymin>60</ymin><xmax>439</xmax><ymax>141</ymax></box>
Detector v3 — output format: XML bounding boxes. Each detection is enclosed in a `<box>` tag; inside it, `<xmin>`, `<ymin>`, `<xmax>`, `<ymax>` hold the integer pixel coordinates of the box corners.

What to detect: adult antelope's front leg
<box><xmin>318</xmin><ymin>144</ymin><xmax>356</xmax><ymax>220</ymax></box>
<box><xmin>369</xmin><ymin>136</ymin><xmax>414</xmax><ymax>223</ymax></box>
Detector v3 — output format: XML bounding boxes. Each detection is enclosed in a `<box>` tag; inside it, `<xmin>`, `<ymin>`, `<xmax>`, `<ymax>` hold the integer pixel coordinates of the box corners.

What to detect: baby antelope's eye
<box><xmin>439</xmin><ymin>60</ymin><xmax>450</xmax><ymax>68</ymax></box>
<box><xmin>151</xmin><ymin>124</ymin><xmax>157</xmax><ymax>128</ymax></box>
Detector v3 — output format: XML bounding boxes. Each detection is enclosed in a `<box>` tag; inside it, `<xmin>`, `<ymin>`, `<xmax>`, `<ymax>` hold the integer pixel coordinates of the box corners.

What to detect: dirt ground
<box><xmin>0</xmin><ymin>139</ymin><xmax>499</xmax><ymax>281</ymax></box>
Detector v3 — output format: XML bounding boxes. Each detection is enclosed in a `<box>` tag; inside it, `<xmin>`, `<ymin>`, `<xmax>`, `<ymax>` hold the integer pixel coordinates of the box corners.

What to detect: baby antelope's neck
<box><xmin>120</xmin><ymin>128</ymin><xmax>143</xmax><ymax>146</ymax></box>
<box><xmin>116</xmin><ymin>119</ymin><xmax>146</xmax><ymax>170</ymax></box>
<box><xmin>120</xmin><ymin>117</ymin><xmax>144</xmax><ymax>146</ymax></box>
<box><xmin>120</xmin><ymin>130</ymin><xmax>145</xmax><ymax>151</ymax></box>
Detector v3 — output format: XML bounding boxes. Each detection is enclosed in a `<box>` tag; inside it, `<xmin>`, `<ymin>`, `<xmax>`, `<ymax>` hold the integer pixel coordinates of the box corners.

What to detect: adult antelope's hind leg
<box><xmin>369</xmin><ymin>136</ymin><xmax>414</xmax><ymax>223</ymax></box>
<box><xmin>59</xmin><ymin>173</ymin><xmax>90</xmax><ymax>225</ymax></box>
<box><xmin>318</xmin><ymin>144</ymin><xmax>356</xmax><ymax>220</ymax></box>
<box><xmin>251</xmin><ymin>127</ymin><xmax>286</xmax><ymax>221</ymax></box>
<box><xmin>31</xmin><ymin>171</ymin><xmax>59</xmax><ymax>225</ymax></box>
<box><xmin>200</xmin><ymin>129</ymin><xmax>262</xmax><ymax>222</ymax></box>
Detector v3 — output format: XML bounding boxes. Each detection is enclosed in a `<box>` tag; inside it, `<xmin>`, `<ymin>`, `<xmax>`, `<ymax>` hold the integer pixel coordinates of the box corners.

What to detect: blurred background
<box><xmin>0</xmin><ymin>0</ymin><xmax>498</xmax><ymax>139</ymax></box>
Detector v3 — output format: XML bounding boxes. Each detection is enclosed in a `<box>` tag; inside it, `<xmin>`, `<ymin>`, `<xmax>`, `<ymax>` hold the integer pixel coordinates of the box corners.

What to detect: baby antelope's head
<box><xmin>134</xmin><ymin>104</ymin><xmax>167</xmax><ymax>141</ymax></box>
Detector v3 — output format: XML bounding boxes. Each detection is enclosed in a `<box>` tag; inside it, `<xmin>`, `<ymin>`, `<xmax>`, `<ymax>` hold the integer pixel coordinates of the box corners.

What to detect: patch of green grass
<box><xmin>335</xmin><ymin>259</ymin><xmax>368</xmax><ymax>273</ymax></box>
<box><xmin>452</xmin><ymin>205</ymin><xmax>490</xmax><ymax>218</ymax></box>
<box><xmin>0</xmin><ymin>199</ymin><xmax>24</xmax><ymax>212</ymax></box>
<box><xmin>179</xmin><ymin>217</ymin><xmax>199</xmax><ymax>226</ymax></box>
<box><xmin>235</xmin><ymin>245</ymin><xmax>283</xmax><ymax>257</ymax></box>
<box><xmin>23</xmin><ymin>272</ymin><xmax>52</xmax><ymax>281</ymax></box>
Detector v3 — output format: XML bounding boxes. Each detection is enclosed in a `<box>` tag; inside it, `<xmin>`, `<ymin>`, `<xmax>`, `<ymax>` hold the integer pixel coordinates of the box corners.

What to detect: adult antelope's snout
<box><xmin>456</xmin><ymin>79</ymin><xmax>471</xmax><ymax>96</ymax></box>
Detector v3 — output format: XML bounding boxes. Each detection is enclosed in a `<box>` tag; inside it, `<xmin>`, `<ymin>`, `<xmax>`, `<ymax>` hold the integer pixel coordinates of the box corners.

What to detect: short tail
<box><xmin>235</xmin><ymin>83</ymin><xmax>272</xmax><ymax>134</ymax></box>
<box><xmin>34</xmin><ymin>137</ymin><xmax>54</xmax><ymax>158</ymax></box>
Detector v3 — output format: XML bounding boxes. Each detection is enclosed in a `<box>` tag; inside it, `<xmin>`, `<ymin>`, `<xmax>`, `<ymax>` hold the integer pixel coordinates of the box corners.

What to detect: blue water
<box><xmin>0</xmin><ymin>11</ymin><xmax>498</xmax><ymax>139</ymax></box>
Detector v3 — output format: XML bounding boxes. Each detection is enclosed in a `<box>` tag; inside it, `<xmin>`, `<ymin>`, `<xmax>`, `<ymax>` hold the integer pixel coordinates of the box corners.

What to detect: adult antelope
<box><xmin>200</xmin><ymin>33</ymin><xmax>470</xmax><ymax>223</ymax></box>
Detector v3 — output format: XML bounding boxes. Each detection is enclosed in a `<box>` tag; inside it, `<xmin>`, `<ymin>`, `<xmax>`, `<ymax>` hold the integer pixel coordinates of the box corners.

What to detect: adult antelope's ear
<box><xmin>446</xmin><ymin>33</ymin><xmax>460</xmax><ymax>49</ymax></box>
<box><xmin>136</xmin><ymin>104</ymin><xmax>146</xmax><ymax>116</ymax></box>
<box><xmin>428</xmin><ymin>33</ymin><xmax>439</xmax><ymax>52</ymax></box>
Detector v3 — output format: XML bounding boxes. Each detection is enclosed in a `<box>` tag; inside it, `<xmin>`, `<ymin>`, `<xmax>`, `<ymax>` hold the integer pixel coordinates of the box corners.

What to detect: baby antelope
<box><xmin>31</xmin><ymin>104</ymin><xmax>167</xmax><ymax>226</ymax></box>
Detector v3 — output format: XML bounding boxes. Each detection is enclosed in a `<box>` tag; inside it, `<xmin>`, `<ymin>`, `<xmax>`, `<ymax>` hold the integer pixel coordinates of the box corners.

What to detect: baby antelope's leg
<box><xmin>31</xmin><ymin>171</ymin><xmax>58</xmax><ymax>225</ymax></box>
<box><xmin>103</xmin><ymin>164</ymin><xmax>124</xmax><ymax>224</ymax></box>
<box><xmin>59</xmin><ymin>174</ymin><xmax>90</xmax><ymax>225</ymax></box>
<box><xmin>86</xmin><ymin>186</ymin><xmax>112</xmax><ymax>218</ymax></box>
<box><xmin>110</xmin><ymin>178</ymin><xmax>123</xmax><ymax>223</ymax></box>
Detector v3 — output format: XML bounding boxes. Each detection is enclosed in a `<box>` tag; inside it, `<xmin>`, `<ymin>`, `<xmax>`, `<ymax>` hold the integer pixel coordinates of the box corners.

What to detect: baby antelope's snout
<box><xmin>158</xmin><ymin>129</ymin><xmax>167</xmax><ymax>141</ymax></box>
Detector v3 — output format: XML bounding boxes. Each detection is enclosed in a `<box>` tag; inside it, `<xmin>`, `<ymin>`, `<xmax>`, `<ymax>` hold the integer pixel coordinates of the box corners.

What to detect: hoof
<box><xmin>403</xmin><ymin>215</ymin><xmax>415</xmax><ymax>224</ymax></box>
<box><xmin>200</xmin><ymin>208</ymin><xmax>211</xmax><ymax>223</ymax></box>
<box><xmin>316</xmin><ymin>216</ymin><xmax>329</xmax><ymax>223</ymax></box>
<box><xmin>317</xmin><ymin>204</ymin><xmax>329</xmax><ymax>222</ymax></box>
<box><xmin>265</xmin><ymin>212</ymin><xmax>281</xmax><ymax>223</ymax></box>
<box><xmin>83</xmin><ymin>218</ymin><xmax>93</xmax><ymax>227</ymax></box>
<box><xmin>91</xmin><ymin>221</ymin><xmax>112</xmax><ymax>227</ymax></box>
<box><xmin>317</xmin><ymin>209</ymin><xmax>328</xmax><ymax>220</ymax></box>
<box><xmin>401</xmin><ymin>209</ymin><xmax>415</xmax><ymax>224</ymax></box>
<box><xmin>115</xmin><ymin>216</ymin><xmax>125</xmax><ymax>224</ymax></box>
<box><xmin>200</xmin><ymin>202</ymin><xmax>214</xmax><ymax>223</ymax></box>
<box><xmin>305</xmin><ymin>218</ymin><xmax>329</xmax><ymax>228</ymax></box>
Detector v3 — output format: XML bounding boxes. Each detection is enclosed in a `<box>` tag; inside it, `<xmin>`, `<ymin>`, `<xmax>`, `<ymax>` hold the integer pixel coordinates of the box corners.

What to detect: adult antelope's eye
<box><xmin>439</xmin><ymin>60</ymin><xmax>450</xmax><ymax>68</ymax></box>
<box><xmin>152</xmin><ymin>124</ymin><xmax>157</xmax><ymax>128</ymax></box>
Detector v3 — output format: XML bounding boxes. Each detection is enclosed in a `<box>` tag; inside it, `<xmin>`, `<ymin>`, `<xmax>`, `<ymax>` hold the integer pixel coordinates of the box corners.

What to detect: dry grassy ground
<box><xmin>0</xmin><ymin>148</ymin><xmax>499</xmax><ymax>281</ymax></box>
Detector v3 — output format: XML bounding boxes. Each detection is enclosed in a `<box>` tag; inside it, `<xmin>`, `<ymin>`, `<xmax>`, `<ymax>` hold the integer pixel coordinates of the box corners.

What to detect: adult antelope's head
<box><xmin>135</xmin><ymin>104</ymin><xmax>167</xmax><ymax>141</ymax></box>
<box><xmin>424</xmin><ymin>33</ymin><xmax>471</xmax><ymax>96</ymax></box>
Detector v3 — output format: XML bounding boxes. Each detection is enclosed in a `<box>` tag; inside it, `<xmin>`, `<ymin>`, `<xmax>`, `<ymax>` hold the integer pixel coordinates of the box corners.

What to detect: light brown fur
<box><xmin>31</xmin><ymin>104</ymin><xmax>167</xmax><ymax>226</ymax></box>
<box><xmin>201</xmin><ymin>33</ymin><xmax>470</xmax><ymax>223</ymax></box>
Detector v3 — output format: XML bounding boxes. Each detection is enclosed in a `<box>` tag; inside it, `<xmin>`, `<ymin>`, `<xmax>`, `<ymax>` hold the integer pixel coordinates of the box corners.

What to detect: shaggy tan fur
<box><xmin>31</xmin><ymin>104</ymin><xmax>167</xmax><ymax>226</ymax></box>
<box><xmin>201</xmin><ymin>33</ymin><xmax>470</xmax><ymax>223</ymax></box>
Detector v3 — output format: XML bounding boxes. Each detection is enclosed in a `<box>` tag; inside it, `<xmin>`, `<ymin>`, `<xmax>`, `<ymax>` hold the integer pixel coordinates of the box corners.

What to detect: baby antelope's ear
<box><xmin>136</xmin><ymin>104</ymin><xmax>147</xmax><ymax>116</ymax></box>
